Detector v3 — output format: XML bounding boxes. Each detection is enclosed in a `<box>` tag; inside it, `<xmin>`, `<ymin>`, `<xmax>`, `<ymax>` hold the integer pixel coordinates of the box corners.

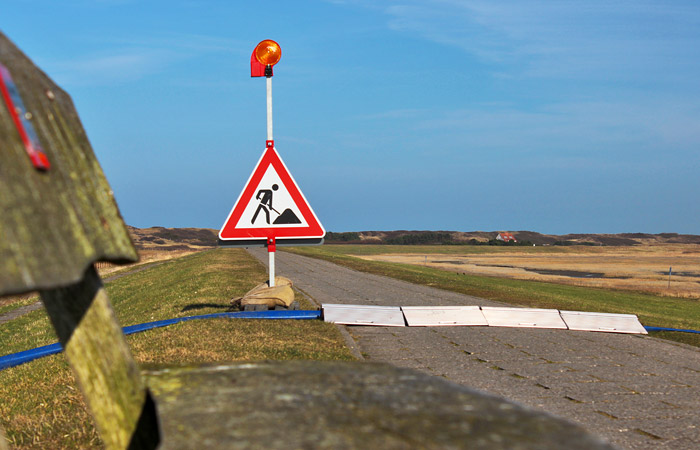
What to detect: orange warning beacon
<box><xmin>251</xmin><ymin>39</ymin><xmax>281</xmax><ymax>77</ymax></box>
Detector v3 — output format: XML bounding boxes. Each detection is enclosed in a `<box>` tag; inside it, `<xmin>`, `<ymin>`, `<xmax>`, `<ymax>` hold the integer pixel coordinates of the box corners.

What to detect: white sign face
<box><xmin>234</xmin><ymin>165</ymin><xmax>308</xmax><ymax>229</ymax></box>
<box><xmin>218</xmin><ymin>146</ymin><xmax>325</xmax><ymax>242</ymax></box>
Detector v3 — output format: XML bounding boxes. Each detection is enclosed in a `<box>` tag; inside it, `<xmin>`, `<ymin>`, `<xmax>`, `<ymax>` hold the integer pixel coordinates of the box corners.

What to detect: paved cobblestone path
<box><xmin>250</xmin><ymin>248</ymin><xmax>700</xmax><ymax>449</ymax></box>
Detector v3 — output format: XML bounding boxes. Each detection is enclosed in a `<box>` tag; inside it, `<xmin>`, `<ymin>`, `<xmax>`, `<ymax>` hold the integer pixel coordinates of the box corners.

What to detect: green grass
<box><xmin>0</xmin><ymin>248</ymin><xmax>353</xmax><ymax>449</ymax></box>
<box><xmin>0</xmin><ymin>295</ymin><xmax>38</xmax><ymax>318</ymax></box>
<box><xmin>286</xmin><ymin>246</ymin><xmax>700</xmax><ymax>348</ymax></box>
<box><xmin>98</xmin><ymin>258</ymin><xmax>166</xmax><ymax>280</ymax></box>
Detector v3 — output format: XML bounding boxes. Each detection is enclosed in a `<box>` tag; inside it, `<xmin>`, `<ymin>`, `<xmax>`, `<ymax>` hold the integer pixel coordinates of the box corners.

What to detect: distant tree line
<box><xmin>325</xmin><ymin>231</ymin><xmax>540</xmax><ymax>246</ymax></box>
<box><xmin>477</xmin><ymin>239</ymin><xmax>534</xmax><ymax>246</ymax></box>
<box><xmin>325</xmin><ymin>232</ymin><xmax>361</xmax><ymax>242</ymax></box>
<box><xmin>553</xmin><ymin>240</ymin><xmax>598</xmax><ymax>246</ymax></box>
<box><xmin>385</xmin><ymin>232</ymin><xmax>455</xmax><ymax>245</ymax></box>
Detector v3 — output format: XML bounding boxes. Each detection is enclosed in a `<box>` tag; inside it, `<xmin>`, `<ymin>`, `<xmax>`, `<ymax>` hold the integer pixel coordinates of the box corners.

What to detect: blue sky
<box><xmin>4</xmin><ymin>1</ymin><xmax>700</xmax><ymax>234</ymax></box>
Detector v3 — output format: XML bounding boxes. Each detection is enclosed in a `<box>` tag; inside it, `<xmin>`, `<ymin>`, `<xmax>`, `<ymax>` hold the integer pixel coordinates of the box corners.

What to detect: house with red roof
<box><xmin>496</xmin><ymin>232</ymin><xmax>517</xmax><ymax>243</ymax></box>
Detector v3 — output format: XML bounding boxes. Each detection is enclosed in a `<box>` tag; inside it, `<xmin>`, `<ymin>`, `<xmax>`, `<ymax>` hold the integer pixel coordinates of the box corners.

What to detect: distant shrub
<box><xmin>151</xmin><ymin>228</ymin><xmax>217</xmax><ymax>246</ymax></box>
<box><xmin>385</xmin><ymin>232</ymin><xmax>455</xmax><ymax>245</ymax></box>
<box><xmin>482</xmin><ymin>239</ymin><xmax>534</xmax><ymax>246</ymax></box>
<box><xmin>553</xmin><ymin>240</ymin><xmax>575</xmax><ymax>246</ymax></box>
<box><xmin>326</xmin><ymin>232</ymin><xmax>361</xmax><ymax>242</ymax></box>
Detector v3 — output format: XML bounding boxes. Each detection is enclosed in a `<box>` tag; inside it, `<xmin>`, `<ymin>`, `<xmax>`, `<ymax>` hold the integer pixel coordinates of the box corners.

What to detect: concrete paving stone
<box><xmin>475</xmin><ymin>368</ymin><xmax>559</xmax><ymax>391</ymax></box>
<box><xmin>352</xmin><ymin>328</ymin><xmax>399</xmax><ymax>338</ymax></box>
<box><xmin>635</xmin><ymin>416</ymin><xmax>700</xmax><ymax>441</ymax></box>
<box><xmin>440</xmin><ymin>367</ymin><xmax>534</xmax><ymax>389</ymax></box>
<box><xmin>667</xmin><ymin>370</ymin><xmax>700</xmax><ymax>386</ymax></box>
<box><xmin>592</xmin><ymin>399</ymin><xmax>688</xmax><ymax>421</ymax></box>
<box><xmin>356</xmin><ymin>333</ymin><xmax>401</xmax><ymax>344</ymax></box>
<box><xmin>532</xmin><ymin>400</ymin><xmax>671</xmax><ymax>449</ymax></box>
<box><xmin>427</xmin><ymin>358</ymin><xmax>510</xmax><ymax>376</ymax></box>
<box><xmin>373</xmin><ymin>351</ymin><xmax>418</xmax><ymax>360</ymax></box>
<box><xmin>563</xmin><ymin>363</ymin><xmax>635</xmax><ymax>378</ymax></box>
<box><xmin>606</xmin><ymin>429</ymin><xmax>665</xmax><ymax>450</ymax></box>
<box><xmin>576</xmin><ymin>365</ymin><xmax>659</xmax><ymax>383</ymax></box>
<box><xmin>591</xmin><ymin>424</ymin><xmax>666</xmax><ymax>449</ymax></box>
<box><xmin>360</xmin><ymin>350</ymin><xmax>412</xmax><ymax>361</ymax></box>
<box><xmin>461</xmin><ymin>352</ymin><xmax>536</xmax><ymax>365</ymax></box>
<box><xmin>355</xmin><ymin>339</ymin><xmax>394</xmax><ymax>348</ymax></box>
<box><xmin>354</xmin><ymin>328</ymin><xmax>401</xmax><ymax>338</ymax></box>
<box><xmin>617</xmin><ymin>378</ymin><xmax>699</xmax><ymax>394</ymax></box>
<box><xmin>638</xmin><ymin>346</ymin><xmax>700</xmax><ymax>370</ymax></box>
<box><xmin>650</xmin><ymin>394</ymin><xmax>700</xmax><ymax>410</ymax></box>
<box><xmin>601</xmin><ymin>356</ymin><xmax>676</xmax><ymax>376</ymax></box>
<box><xmin>386</xmin><ymin>359</ymin><xmax>435</xmax><ymax>372</ymax></box>
<box><xmin>527</xmin><ymin>399</ymin><xmax>619</xmax><ymax>429</ymax></box>
<box><xmin>558</xmin><ymin>382</ymin><xmax>636</xmax><ymax>401</ymax></box>
<box><xmin>503</xmin><ymin>362</ymin><xmax>592</xmax><ymax>380</ymax></box>
<box><xmin>493</xmin><ymin>358</ymin><xmax>579</xmax><ymax>373</ymax></box>
<box><xmin>655</xmin><ymin>437</ymin><xmax>700</xmax><ymax>450</ymax></box>
<box><xmin>346</xmin><ymin>326</ymin><xmax>394</xmax><ymax>334</ymax></box>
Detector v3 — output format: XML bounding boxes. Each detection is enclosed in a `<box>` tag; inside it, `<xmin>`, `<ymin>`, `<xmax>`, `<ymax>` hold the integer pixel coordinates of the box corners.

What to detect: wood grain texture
<box><xmin>0</xmin><ymin>31</ymin><xmax>137</xmax><ymax>297</ymax></box>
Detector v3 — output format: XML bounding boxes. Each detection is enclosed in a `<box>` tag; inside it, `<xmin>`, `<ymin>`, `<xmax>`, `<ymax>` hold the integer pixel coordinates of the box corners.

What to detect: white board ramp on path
<box><xmin>321</xmin><ymin>304</ymin><xmax>647</xmax><ymax>334</ymax></box>
<box><xmin>401</xmin><ymin>306</ymin><xmax>488</xmax><ymax>327</ymax></box>
<box><xmin>481</xmin><ymin>307</ymin><xmax>568</xmax><ymax>329</ymax></box>
<box><xmin>560</xmin><ymin>310</ymin><xmax>648</xmax><ymax>334</ymax></box>
<box><xmin>322</xmin><ymin>304</ymin><xmax>405</xmax><ymax>327</ymax></box>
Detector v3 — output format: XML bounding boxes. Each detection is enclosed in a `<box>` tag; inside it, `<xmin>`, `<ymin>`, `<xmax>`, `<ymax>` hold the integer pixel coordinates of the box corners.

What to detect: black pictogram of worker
<box><xmin>252</xmin><ymin>184</ymin><xmax>279</xmax><ymax>225</ymax></box>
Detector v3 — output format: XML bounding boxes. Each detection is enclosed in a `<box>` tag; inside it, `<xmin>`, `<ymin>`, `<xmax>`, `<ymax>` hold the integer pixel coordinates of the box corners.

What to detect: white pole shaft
<box><xmin>266</xmin><ymin>76</ymin><xmax>273</xmax><ymax>141</ymax></box>
<box><xmin>266</xmin><ymin>75</ymin><xmax>274</xmax><ymax>288</ymax></box>
<box><xmin>269</xmin><ymin>250</ymin><xmax>275</xmax><ymax>287</ymax></box>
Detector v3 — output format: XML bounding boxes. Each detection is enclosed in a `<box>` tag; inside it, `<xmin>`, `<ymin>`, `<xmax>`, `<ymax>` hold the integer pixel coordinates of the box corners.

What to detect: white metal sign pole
<box><xmin>266</xmin><ymin>76</ymin><xmax>273</xmax><ymax>141</ymax></box>
<box><xmin>266</xmin><ymin>73</ymin><xmax>275</xmax><ymax>287</ymax></box>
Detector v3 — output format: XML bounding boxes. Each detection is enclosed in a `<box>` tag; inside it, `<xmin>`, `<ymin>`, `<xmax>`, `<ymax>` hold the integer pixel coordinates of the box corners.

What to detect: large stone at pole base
<box><xmin>236</xmin><ymin>276</ymin><xmax>297</xmax><ymax>311</ymax></box>
<box><xmin>146</xmin><ymin>361</ymin><xmax>616</xmax><ymax>449</ymax></box>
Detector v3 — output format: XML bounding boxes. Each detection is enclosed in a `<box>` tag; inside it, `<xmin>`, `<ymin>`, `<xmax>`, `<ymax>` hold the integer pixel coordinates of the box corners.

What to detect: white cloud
<box><xmin>106</xmin><ymin>33</ymin><xmax>246</xmax><ymax>55</ymax></box>
<box><xmin>360</xmin><ymin>98</ymin><xmax>700</xmax><ymax>164</ymax></box>
<box><xmin>44</xmin><ymin>32</ymin><xmax>245</xmax><ymax>86</ymax></box>
<box><xmin>52</xmin><ymin>49</ymin><xmax>175</xmax><ymax>84</ymax></box>
<box><xmin>374</xmin><ymin>0</ymin><xmax>700</xmax><ymax>81</ymax></box>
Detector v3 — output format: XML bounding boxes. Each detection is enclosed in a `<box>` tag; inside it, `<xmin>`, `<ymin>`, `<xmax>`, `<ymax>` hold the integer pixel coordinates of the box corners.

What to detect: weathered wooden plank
<box><xmin>147</xmin><ymin>361</ymin><xmax>616</xmax><ymax>449</ymax></box>
<box><xmin>40</xmin><ymin>266</ymin><xmax>159</xmax><ymax>449</ymax></box>
<box><xmin>0</xmin><ymin>31</ymin><xmax>137</xmax><ymax>297</ymax></box>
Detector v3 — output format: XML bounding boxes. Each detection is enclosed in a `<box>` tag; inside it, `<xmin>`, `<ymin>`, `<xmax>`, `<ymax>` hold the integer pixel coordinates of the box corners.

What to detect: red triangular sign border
<box><xmin>219</xmin><ymin>146</ymin><xmax>325</xmax><ymax>241</ymax></box>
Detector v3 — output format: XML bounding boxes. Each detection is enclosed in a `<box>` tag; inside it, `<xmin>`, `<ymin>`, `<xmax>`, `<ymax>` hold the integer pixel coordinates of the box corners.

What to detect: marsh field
<box><xmin>344</xmin><ymin>244</ymin><xmax>700</xmax><ymax>299</ymax></box>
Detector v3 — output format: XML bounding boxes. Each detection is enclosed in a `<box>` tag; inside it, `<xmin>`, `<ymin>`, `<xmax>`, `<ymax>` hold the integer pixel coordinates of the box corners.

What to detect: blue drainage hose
<box><xmin>644</xmin><ymin>326</ymin><xmax>700</xmax><ymax>334</ymax></box>
<box><xmin>2</xmin><ymin>310</ymin><xmax>698</xmax><ymax>371</ymax></box>
<box><xmin>0</xmin><ymin>343</ymin><xmax>63</xmax><ymax>371</ymax></box>
<box><xmin>0</xmin><ymin>310</ymin><xmax>320</xmax><ymax>371</ymax></box>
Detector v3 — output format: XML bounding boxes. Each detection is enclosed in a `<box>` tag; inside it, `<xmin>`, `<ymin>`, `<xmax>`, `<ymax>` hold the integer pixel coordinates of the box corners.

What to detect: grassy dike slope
<box><xmin>0</xmin><ymin>249</ymin><xmax>353</xmax><ymax>449</ymax></box>
<box><xmin>286</xmin><ymin>246</ymin><xmax>700</xmax><ymax>348</ymax></box>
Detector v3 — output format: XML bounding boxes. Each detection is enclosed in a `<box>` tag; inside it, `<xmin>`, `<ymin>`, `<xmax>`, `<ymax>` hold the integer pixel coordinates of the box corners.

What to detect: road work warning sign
<box><xmin>219</xmin><ymin>143</ymin><xmax>324</xmax><ymax>244</ymax></box>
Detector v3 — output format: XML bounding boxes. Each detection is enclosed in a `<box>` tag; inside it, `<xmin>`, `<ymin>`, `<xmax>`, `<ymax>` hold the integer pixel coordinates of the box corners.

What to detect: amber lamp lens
<box><xmin>254</xmin><ymin>40</ymin><xmax>282</xmax><ymax>66</ymax></box>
